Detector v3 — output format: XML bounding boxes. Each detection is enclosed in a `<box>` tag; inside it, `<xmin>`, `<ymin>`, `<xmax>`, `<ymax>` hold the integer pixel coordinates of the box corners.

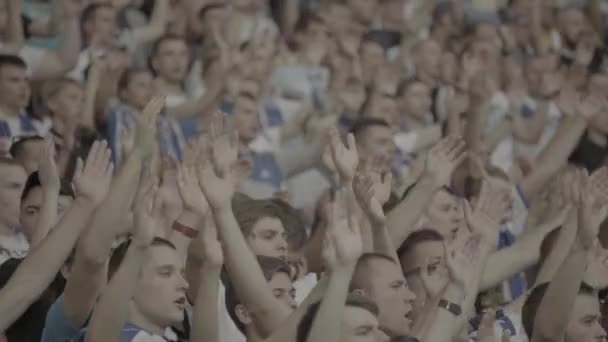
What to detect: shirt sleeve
<box><xmin>41</xmin><ymin>295</ymin><xmax>81</xmax><ymax>342</ymax></box>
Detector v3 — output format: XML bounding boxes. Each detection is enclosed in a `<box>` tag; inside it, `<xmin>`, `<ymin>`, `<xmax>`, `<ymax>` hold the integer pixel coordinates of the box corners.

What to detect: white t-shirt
<box><xmin>0</xmin><ymin>232</ymin><xmax>29</xmax><ymax>265</ymax></box>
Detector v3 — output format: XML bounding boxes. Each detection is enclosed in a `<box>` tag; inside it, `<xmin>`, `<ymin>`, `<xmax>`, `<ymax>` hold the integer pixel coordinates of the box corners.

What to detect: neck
<box><xmin>155</xmin><ymin>77</ymin><xmax>183</xmax><ymax>95</ymax></box>
<box><xmin>246</xmin><ymin>326</ymin><xmax>264</xmax><ymax>342</ymax></box>
<box><xmin>185</xmin><ymin>260</ymin><xmax>201</xmax><ymax>302</ymax></box>
<box><xmin>129</xmin><ymin>303</ymin><xmax>167</xmax><ymax>336</ymax></box>
<box><xmin>0</xmin><ymin>222</ymin><xmax>14</xmax><ymax>237</ymax></box>
<box><xmin>587</xmin><ymin>129</ymin><xmax>607</xmax><ymax>146</ymax></box>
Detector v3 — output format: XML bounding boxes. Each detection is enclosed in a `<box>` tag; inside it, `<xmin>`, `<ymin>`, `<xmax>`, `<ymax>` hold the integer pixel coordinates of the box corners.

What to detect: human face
<box><xmin>361</xmin><ymin>41</ymin><xmax>385</xmax><ymax>73</ymax></box>
<box><xmin>233</xmin><ymin>96</ymin><xmax>260</xmax><ymax>144</ymax></box>
<box><xmin>401</xmin><ymin>240</ymin><xmax>447</xmax><ymax>316</ymax></box>
<box><xmin>370</xmin><ymin>96</ymin><xmax>399</xmax><ymax>126</ymax></box>
<box><xmin>89</xmin><ymin>6</ymin><xmax>117</xmax><ymax>44</ymax></box>
<box><xmin>341</xmin><ymin>306</ymin><xmax>388</xmax><ymax>342</ymax></box>
<box><xmin>402</xmin><ymin>82</ymin><xmax>432</xmax><ymax>119</ymax></box>
<box><xmin>268</xmin><ymin>272</ymin><xmax>297</xmax><ymax>311</ymax></box>
<box><xmin>560</xmin><ymin>8</ymin><xmax>587</xmax><ymax>43</ymax></box>
<box><xmin>123</xmin><ymin>71</ymin><xmax>154</xmax><ymax>110</ymax></box>
<box><xmin>246</xmin><ymin>217</ymin><xmax>288</xmax><ymax>259</ymax></box>
<box><xmin>132</xmin><ymin>245</ymin><xmax>189</xmax><ymax>328</ymax></box>
<box><xmin>366</xmin><ymin>259</ymin><xmax>416</xmax><ymax>337</ymax></box>
<box><xmin>357</xmin><ymin>125</ymin><xmax>395</xmax><ymax>172</ymax></box>
<box><xmin>0</xmin><ymin>164</ymin><xmax>26</xmax><ymax>228</ymax></box>
<box><xmin>153</xmin><ymin>39</ymin><xmax>190</xmax><ymax>83</ymax></box>
<box><xmin>340</xmin><ymin>79</ymin><xmax>366</xmax><ymax>113</ymax></box>
<box><xmin>565</xmin><ymin>294</ymin><xmax>606</xmax><ymax>342</ymax></box>
<box><xmin>348</xmin><ymin>0</ymin><xmax>378</xmax><ymax>25</ymax></box>
<box><xmin>20</xmin><ymin>187</ymin><xmax>73</xmax><ymax>243</ymax></box>
<box><xmin>48</xmin><ymin>83</ymin><xmax>84</xmax><ymax>122</ymax></box>
<box><xmin>426</xmin><ymin>190</ymin><xmax>463</xmax><ymax>243</ymax></box>
<box><xmin>0</xmin><ymin>65</ymin><xmax>30</xmax><ymax>111</ymax></box>
<box><xmin>416</xmin><ymin>40</ymin><xmax>441</xmax><ymax>78</ymax></box>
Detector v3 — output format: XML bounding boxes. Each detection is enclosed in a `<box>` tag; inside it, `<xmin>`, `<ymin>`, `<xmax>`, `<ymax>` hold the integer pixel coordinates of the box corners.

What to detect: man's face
<box><xmin>402</xmin><ymin>82</ymin><xmax>432</xmax><ymax>119</ymax></box>
<box><xmin>0</xmin><ymin>65</ymin><xmax>30</xmax><ymax>111</ymax></box>
<box><xmin>348</xmin><ymin>0</ymin><xmax>378</xmax><ymax>25</ymax></box>
<box><xmin>233</xmin><ymin>96</ymin><xmax>260</xmax><ymax>144</ymax></box>
<box><xmin>357</xmin><ymin>125</ymin><xmax>395</xmax><ymax>172</ymax></box>
<box><xmin>416</xmin><ymin>41</ymin><xmax>441</xmax><ymax>78</ymax></box>
<box><xmin>565</xmin><ymin>293</ymin><xmax>606</xmax><ymax>342</ymax></box>
<box><xmin>426</xmin><ymin>190</ymin><xmax>463</xmax><ymax>243</ymax></box>
<box><xmin>153</xmin><ymin>39</ymin><xmax>190</xmax><ymax>83</ymax></box>
<box><xmin>123</xmin><ymin>71</ymin><xmax>154</xmax><ymax>110</ymax></box>
<box><xmin>366</xmin><ymin>259</ymin><xmax>416</xmax><ymax>336</ymax></box>
<box><xmin>370</xmin><ymin>96</ymin><xmax>399</xmax><ymax>126</ymax></box>
<box><xmin>560</xmin><ymin>8</ymin><xmax>587</xmax><ymax>43</ymax></box>
<box><xmin>360</xmin><ymin>41</ymin><xmax>385</xmax><ymax>72</ymax></box>
<box><xmin>89</xmin><ymin>6</ymin><xmax>117</xmax><ymax>42</ymax></box>
<box><xmin>340</xmin><ymin>306</ymin><xmax>388</xmax><ymax>342</ymax></box>
<box><xmin>401</xmin><ymin>240</ymin><xmax>447</xmax><ymax>316</ymax></box>
<box><xmin>49</xmin><ymin>83</ymin><xmax>84</xmax><ymax>122</ymax></box>
<box><xmin>133</xmin><ymin>245</ymin><xmax>189</xmax><ymax>327</ymax></box>
<box><xmin>0</xmin><ymin>164</ymin><xmax>26</xmax><ymax>228</ymax></box>
<box><xmin>340</xmin><ymin>79</ymin><xmax>366</xmax><ymax>113</ymax></box>
<box><xmin>20</xmin><ymin>187</ymin><xmax>73</xmax><ymax>243</ymax></box>
<box><xmin>246</xmin><ymin>216</ymin><xmax>288</xmax><ymax>259</ymax></box>
<box><xmin>268</xmin><ymin>272</ymin><xmax>297</xmax><ymax>311</ymax></box>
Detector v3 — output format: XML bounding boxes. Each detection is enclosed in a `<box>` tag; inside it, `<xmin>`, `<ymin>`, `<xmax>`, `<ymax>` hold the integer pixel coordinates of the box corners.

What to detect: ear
<box><xmin>234</xmin><ymin>304</ymin><xmax>252</xmax><ymax>326</ymax></box>
<box><xmin>351</xmin><ymin>289</ymin><xmax>367</xmax><ymax>297</ymax></box>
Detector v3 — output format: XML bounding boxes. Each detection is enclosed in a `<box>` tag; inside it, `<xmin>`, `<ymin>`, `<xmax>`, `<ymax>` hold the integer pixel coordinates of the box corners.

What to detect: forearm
<box><xmin>169</xmin><ymin>211</ymin><xmax>201</xmax><ymax>256</ymax></box>
<box><xmin>0</xmin><ymin>198</ymin><xmax>96</xmax><ymax>332</ymax></box>
<box><xmin>421</xmin><ymin>285</ymin><xmax>466</xmax><ymax>342</ymax></box>
<box><xmin>535</xmin><ymin>214</ymin><xmax>578</xmax><ymax>286</ymax></box>
<box><xmin>56</xmin><ymin>17</ymin><xmax>80</xmax><ymax>73</ymax></box>
<box><xmin>82</xmin><ymin>76</ymin><xmax>100</xmax><ymax>130</ymax></box>
<box><xmin>86</xmin><ymin>244</ymin><xmax>147</xmax><ymax>342</ymax></box>
<box><xmin>132</xmin><ymin>0</ymin><xmax>169</xmax><ymax>44</ymax></box>
<box><xmin>6</xmin><ymin>0</ymin><xmax>24</xmax><ymax>50</ymax></box>
<box><xmin>169</xmin><ymin>84</ymin><xmax>222</xmax><ymax>120</ymax></box>
<box><xmin>305</xmin><ymin>268</ymin><xmax>353</xmax><ymax>342</ymax></box>
<box><xmin>214</xmin><ymin>206</ymin><xmax>290</xmax><ymax>337</ymax></box>
<box><xmin>191</xmin><ymin>265</ymin><xmax>221</xmax><ymax>342</ymax></box>
<box><xmin>30</xmin><ymin>189</ymin><xmax>59</xmax><ymax>248</ymax></box>
<box><xmin>464</xmin><ymin>97</ymin><xmax>490</xmax><ymax>156</ymax></box>
<box><xmin>387</xmin><ymin>175</ymin><xmax>439</xmax><ymax>246</ymax></box>
<box><xmin>371</xmin><ymin>223</ymin><xmax>398</xmax><ymax>261</ymax></box>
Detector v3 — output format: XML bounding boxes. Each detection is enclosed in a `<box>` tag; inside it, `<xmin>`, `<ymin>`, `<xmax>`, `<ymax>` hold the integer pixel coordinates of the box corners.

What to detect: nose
<box><xmin>403</xmin><ymin>286</ymin><xmax>417</xmax><ymax>302</ymax></box>
<box><xmin>179</xmin><ymin>274</ymin><xmax>190</xmax><ymax>291</ymax></box>
<box><xmin>277</xmin><ymin>237</ymin><xmax>288</xmax><ymax>254</ymax></box>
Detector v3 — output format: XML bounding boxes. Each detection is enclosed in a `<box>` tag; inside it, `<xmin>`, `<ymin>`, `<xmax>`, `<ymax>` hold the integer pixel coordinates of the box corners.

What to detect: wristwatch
<box><xmin>438</xmin><ymin>299</ymin><xmax>462</xmax><ymax>316</ymax></box>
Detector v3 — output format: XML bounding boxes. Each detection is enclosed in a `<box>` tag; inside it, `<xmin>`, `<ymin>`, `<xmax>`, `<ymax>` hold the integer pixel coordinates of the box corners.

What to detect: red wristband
<box><xmin>173</xmin><ymin>221</ymin><xmax>198</xmax><ymax>239</ymax></box>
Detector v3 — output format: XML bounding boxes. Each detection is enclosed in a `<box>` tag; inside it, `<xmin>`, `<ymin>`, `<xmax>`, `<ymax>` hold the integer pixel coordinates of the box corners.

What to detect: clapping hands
<box><xmin>72</xmin><ymin>140</ymin><xmax>114</xmax><ymax>206</ymax></box>
<box><xmin>322</xmin><ymin>191</ymin><xmax>363</xmax><ymax>272</ymax></box>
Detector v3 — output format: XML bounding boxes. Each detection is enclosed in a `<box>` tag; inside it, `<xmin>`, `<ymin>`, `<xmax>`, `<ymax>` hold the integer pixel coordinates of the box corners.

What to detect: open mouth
<box><xmin>404</xmin><ymin>309</ymin><xmax>414</xmax><ymax>322</ymax></box>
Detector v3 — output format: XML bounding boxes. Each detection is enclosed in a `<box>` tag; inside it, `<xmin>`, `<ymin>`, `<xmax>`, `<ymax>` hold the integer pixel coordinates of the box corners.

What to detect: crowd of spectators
<box><xmin>0</xmin><ymin>0</ymin><xmax>607</xmax><ymax>341</ymax></box>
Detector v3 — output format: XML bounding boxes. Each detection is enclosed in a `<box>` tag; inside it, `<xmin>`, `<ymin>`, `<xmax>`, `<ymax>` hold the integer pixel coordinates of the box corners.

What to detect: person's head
<box><xmin>125</xmin><ymin>238</ymin><xmax>189</xmax><ymax>331</ymax></box>
<box><xmin>232</xmin><ymin>91</ymin><xmax>261</xmax><ymax>144</ymax></box>
<box><xmin>226</xmin><ymin>256</ymin><xmax>296</xmax><ymax>336</ymax></box>
<box><xmin>324</xmin><ymin>2</ymin><xmax>352</xmax><ymax>34</ymax></box>
<box><xmin>9</xmin><ymin>136</ymin><xmax>45</xmax><ymax>174</ymax></box>
<box><xmin>298</xmin><ymin>294</ymin><xmax>389</xmax><ymax>342</ymax></box>
<box><xmin>19</xmin><ymin>172</ymin><xmax>75</xmax><ymax>243</ymax></box>
<box><xmin>117</xmin><ymin>68</ymin><xmax>155</xmax><ymax>110</ymax></box>
<box><xmin>425</xmin><ymin>188</ymin><xmax>463</xmax><ymax>243</ymax></box>
<box><xmin>360</xmin><ymin>36</ymin><xmax>386</xmax><ymax>74</ymax></box>
<box><xmin>350</xmin><ymin>118</ymin><xmax>395</xmax><ymax>171</ymax></box>
<box><xmin>0</xmin><ymin>158</ymin><xmax>27</xmax><ymax>228</ymax></box>
<box><xmin>197</xmin><ymin>3</ymin><xmax>228</xmax><ymax>36</ymax></box>
<box><xmin>397</xmin><ymin>80</ymin><xmax>432</xmax><ymax>120</ymax></box>
<box><xmin>81</xmin><ymin>3</ymin><xmax>117</xmax><ymax>45</ymax></box>
<box><xmin>348</xmin><ymin>0</ymin><xmax>378</xmax><ymax>25</ymax></box>
<box><xmin>412</xmin><ymin>39</ymin><xmax>441</xmax><ymax>79</ymax></box>
<box><xmin>473</xmin><ymin>21</ymin><xmax>501</xmax><ymax>50</ymax></box>
<box><xmin>397</xmin><ymin>229</ymin><xmax>447</xmax><ymax>316</ymax></box>
<box><xmin>558</xmin><ymin>6</ymin><xmax>588</xmax><ymax>44</ymax></box>
<box><xmin>233</xmin><ymin>197</ymin><xmax>289</xmax><ymax>259</ymax></box>
<box><xmin>150</xmin><ymin>35</ymin><xmax>190</xmax><ymax>84</ymax></box>
<box><xmin>42</xmin><ymin>78</ymin><xmax>85</xmax><ymax>122</ymax></box>
<box><xmin>523</xmin><ymin>283</ymin><xmax>606</xmax><ymax>342</ymax></box>
<box><xmin>0</xmin><ymin>55</ymin><xmax>30</xmax><ymax>112</ymax></box>
<box><xmin>365</xmin><ymin>93</ymin><xmax>399</xmax><ymax>127</ymax></box>
<box><xmin>294</xmin><ymin>14</ymin><xmax>330</xmax><ymax>51</ymax></box>
<box><xmin>525</xmin><ymin>54</ymin><xmax>558</xmax><ymax>98</ymax></box>
<box><xmin>350</xmin><ymin>253</ymin><xmax>416</xmax><ymax>337</ymax></box>
<box><xmin>339</xmin><ymin>76</ymin><xmax>367</xmax><ymax>114</ymax></box>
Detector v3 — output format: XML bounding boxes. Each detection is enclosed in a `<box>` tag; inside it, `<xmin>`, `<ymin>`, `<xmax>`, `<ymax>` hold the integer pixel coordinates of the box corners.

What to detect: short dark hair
<box><xmin>108</xmin><ymin>237</ymin><xmax>177</xmax><ymax>280</ymax></box>
<box><xmin>9</xmin><ymin>136</ymin><xmax>44</xmax><ymax>159</ymax></box>
<box><xmin>294</xmin><ymin>13</ymin><xmax>325</xmax><ymax>34</ymax></box>
<box><xmin>269</xmin><ymin>198</ymin><xmax>308</xmax><ymax>251</ymax></box>
<box><xmin>149</xmin><ymin>35</ymin><xmax>188</xmax><ymax>75</ymax></box>
<box><xmin>349</xmin><ymin>118</ymin><xmax>390</xmax><ymax>141</ymax></box>
<box><xmin>117</xmin><ymin>68</ymin><xmax>150</xmax><ymax>93</ymax></box>
<box><xmin>198</xmin><ymin>2</ymin><xmax>226</xmax><ymax>20</ymax></box>
<box><xmin>397</xmin><ymin>229</ymin><xmax>444</xmax><ymax>267</ymax></box>
<box><xmin>21</xmin><ymin>171</ymin><xmax>75</xmax><ymax>202</ymax></box>
<box><xmin>81</xmin><ymin>3</ymin><xmax>114</xmax><ymax>33</ymax></box>
<box><xmin>297</xmin><ymin>293</ymin><xmax>379</xmax><ymax>342</ymax></box>
<box><xmin>0</xmin><ymin>54</ymin><xmax>27</xmax><ymax>71</ymax></box>
<box><xmin>225</xmin><ymin>256</ymin><xmax>291</xmax><ymax>334</ymax></box>
<box><xmin>350</xmin><ymin>253</ymin><xmax>397</xmax><ymax>292</ymax></box>
<box><xmin>233</xmin><ymin>197</ymin><xmax>286</xmax><ymax>237</ymax></box>
<box><xmin>522</xmin><ymin>282</ymin><xmax>597</xmax><ymax>338</ymax></box>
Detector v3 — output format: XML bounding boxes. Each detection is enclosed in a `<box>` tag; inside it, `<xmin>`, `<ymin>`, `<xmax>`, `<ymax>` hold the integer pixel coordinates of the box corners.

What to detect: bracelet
<box><xmin>438</xmin><ymin>299</ymin><xmax>462</xmax><ymax>317</ymax></box>
<box><xmin>173</xmin><ymin>221</ymin><xmax>198</xmax><ymax>239</ymax></box>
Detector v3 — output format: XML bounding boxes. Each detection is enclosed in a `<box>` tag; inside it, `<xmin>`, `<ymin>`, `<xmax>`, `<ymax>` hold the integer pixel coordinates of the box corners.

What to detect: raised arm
<box><xmin>85</xmin><ymin>178</ymin><xmax>158</xmax><ymax>342</ymax></box>
<box><xmin>62</xmin><ymin>98</ymin><xmax>162</xmax><ymax>329</ymax></box>
<box><xmin>29</xmin><ymin>139</ymin><xmax>61</xmax><ymax>248</ymax></box>
<box><xmin>131</xmin><ymin>0</ymin><xmax>169</xmax><ymax>45</ymax></box>
<box><xmin>2</xmin><ymin>0</ymin><xmax>24</xmax><ymax>54</ymax></box>
<box><xmin>81</xmin><ymin>57</ymin><xmax>104</xmax><ymax>130</ymax></box>
<box><xmin>199</xmin><ymin>115</ymin><xmax>291</xmax><ymax>338</ymax></box>
<box><xmin>387</xmin><ymin>136</ymin><xmax>467</xmax><ymax>246</ymax></box>
<box><xmin>0</xmin><ymin>140</ymin><xmax>113</xmax><ymax>332</ymax></box>
<box><xmin>31</xmin><ymin>0</ymin><xmax>82</xmax><ymax>80</ymax></box>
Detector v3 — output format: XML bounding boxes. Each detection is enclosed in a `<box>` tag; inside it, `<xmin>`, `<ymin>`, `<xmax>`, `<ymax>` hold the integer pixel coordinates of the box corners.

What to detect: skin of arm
<box><xmin>0</xmin><ymin>140</ymin><xmax>112</xmax><ymax>332</ymax></box>
<box><xmin>511</xmin><ymin>101</ymin><xmax>549</xmax><ymax>145</ymax></box>
<box><xmin>191</xmin><ymin>262</ymin><xmax>221</xmax><ymax>342</ymax></box>
<box><xmin>3</xmin><ymin>0</ymin><xmax>24</xmax><ymax>54</ymax></box>
<box><xmin>130</xmin><ymin>0</ymin><xmax>169</xmax><ymax>45</ymax></box>
<box><xmin>81</xmin><ymin>61</ymin><xmax>102</xmax><ymax>130</ymax></box>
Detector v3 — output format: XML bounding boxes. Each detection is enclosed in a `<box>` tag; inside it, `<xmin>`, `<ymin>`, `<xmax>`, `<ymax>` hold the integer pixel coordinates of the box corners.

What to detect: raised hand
<box><xmin>322</xmin><ymin>192</ymin><xmax>363</xmax><ymax>271</ymax></box>
<box><xmin>209</xmin><ymin>111</ymin><xmax>238</xmax><ymax>177</ymax></box>
<box><xmin>589</xmin><ymin>167</ymin><xmax>608</xmax><ymax>202</ymax></box>
<box><xmin>576</xmin><ymin>93</ymin><xmax>606</xmax><ymax>121</ymax></box>
<box><xmin>446</xmin><ymin>235</ymin><xmax>483</xmax><ymax>294</ymax></box>
<box><xmin>132</xmin><ymin>175</ymin><xmax>160</xmax><ymax>248</ymax></box>
<box><xmin>134</xmin><ymin>96</ymin><xmax>163</xmax><ymax>159</ymax></box>
<box><xmin>198</xmin><ymin>221</ymin><xmax>224</xmax><ymax>269</ymax></box>
<box><xmin>72</xmin><ymin>140</ymin><xmax>114</xmax><ymax>206</ymax></box>
<box><xmin>477</xmin><ymin>308</ymin><xmax>497</xmax><ymax>342</ymax></box>
<box><xmin>353</xmin><ymin>172</ymin><xmax>386</xmax><ymax>226</ymax></box>
<box><xmin>464</xmin><ymin>181</ymin><xmax>509</xmax><ymax>245</ymax></box>
<box><xmin>424</xmin><ymin>136</ymin><xmax>467</xmax><ymax>187</ymax></box>
<box><xmin>37</xmin><ymin>138</ymin><xmax>60</xmax><ymax>191</ymax></box>
<box><xmin>62</xmin><ymin>0</ymin><xmax>83</xmax><ymax>18</ymax></box>
<box><xmin>578</xmin><ymin>171</ymin><xmax>607</xmax><ymax>250</ymax></box>
<box><xmin>197</xmin><ymin>156</ymin><xmax>235</xmax><ymax>210</ymax></box>
<box><xmin>177</xmin><ymin>163</ymin><xmax>209</xmax><ymax>218</ymax></box>
<box><xmin>328</xmin><ymin>128</ymin><xmax>359</xmax><ymax>185</ymax></box>
<box><xmin>419</xmin><ymin>256</ymin><xmax>449</xmax><ymax>300</ymax></box>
